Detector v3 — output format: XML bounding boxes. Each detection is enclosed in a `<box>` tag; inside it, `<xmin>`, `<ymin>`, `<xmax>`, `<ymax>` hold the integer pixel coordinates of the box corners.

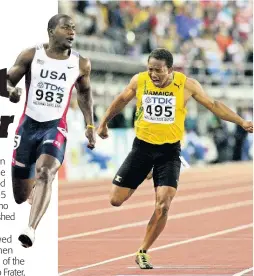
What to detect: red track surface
<box><xmin>58</xmin><ymin>162</ymin><xmax>253</xmax><ymax>276</ymax></box>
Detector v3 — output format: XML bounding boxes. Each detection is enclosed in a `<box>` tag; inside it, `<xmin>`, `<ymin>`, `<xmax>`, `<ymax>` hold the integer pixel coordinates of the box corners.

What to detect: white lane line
<box><xmin>58</xmin><ymin>223</ymin><xmax>252</xmax><ymax>275</ymax></box>
<box><xmin>127</xmin><ymin>264</ymin><xmax>231</xmax><ymax>269</ymax></box>
<box><xmin>59</xmin><ymin>186</ymin><xmax>252</xmax><ymax>220</ymax></box>
<box><xmin>116</xmin><ymin>275</ymin><xmax>232</xmax><ymax>276</ymax></box>
<box><xmin>59</xmin><ymin>178</ymin><xmax>251</xmax><ymax>206</ymax></box>
<box><xmin>233</xmin><ymin>267</ymin><xmax>254</xmax><ymax>276</ymax></box>
<box><xmin>59</xmin><ymin>200</ymin><xmax>252</xmax><ymax>241</ymax></box>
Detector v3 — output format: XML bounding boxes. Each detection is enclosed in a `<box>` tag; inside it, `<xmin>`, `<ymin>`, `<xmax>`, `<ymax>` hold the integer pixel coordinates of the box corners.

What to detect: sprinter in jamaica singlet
<box><xmin>97</xmin><ymin>48</ymin><xmax>253</xmax><ymax>269</ymax></box>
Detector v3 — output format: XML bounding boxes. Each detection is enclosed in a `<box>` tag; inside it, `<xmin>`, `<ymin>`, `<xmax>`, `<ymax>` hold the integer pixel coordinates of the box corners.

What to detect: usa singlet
<box><xmin>25</xmin><ymin>44</ymin><xmax>80</xmax><ymax>122</ymax></box>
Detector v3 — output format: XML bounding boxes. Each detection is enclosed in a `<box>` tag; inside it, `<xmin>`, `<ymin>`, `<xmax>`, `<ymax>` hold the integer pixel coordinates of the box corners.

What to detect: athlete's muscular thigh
<box><xmin>110</xmin><ymin>184</ymin><xmax>135</xmax><ymax>207</ymax></box>
<box><xmin>12</xmin><ymin>178</ymin><xmax>35</xmax><ymax>204</ymax></box>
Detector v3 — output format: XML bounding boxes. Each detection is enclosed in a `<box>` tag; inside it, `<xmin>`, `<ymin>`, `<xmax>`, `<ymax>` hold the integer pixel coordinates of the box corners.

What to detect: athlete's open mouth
<box><xmin>152</xmin><ymin>79</ymin><xmax>160</xmax><ymax>84</ymax></box>
<box><xmin>66</xmin><ymin>37</ymin><xmax>74</xmax><ymax>43</ymax></box>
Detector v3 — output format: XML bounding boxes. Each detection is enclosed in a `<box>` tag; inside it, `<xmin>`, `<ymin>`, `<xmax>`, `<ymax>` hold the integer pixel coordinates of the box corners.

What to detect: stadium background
<box><xmin>58</xmin><ymin>1</ymin><xmax>253</xmax><ymax>275</ymax></box>
<box><xmin>59</xmin><ymin>0</ymin><xmax>253</xmax><ymax>181</ymax></box>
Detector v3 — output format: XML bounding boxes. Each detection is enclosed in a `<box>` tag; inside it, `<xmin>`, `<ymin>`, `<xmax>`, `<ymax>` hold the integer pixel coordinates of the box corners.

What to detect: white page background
<box><xmin>0</xmin><ymin>1</ymin><xmax>58</xmax><ymax>275</ymax></box>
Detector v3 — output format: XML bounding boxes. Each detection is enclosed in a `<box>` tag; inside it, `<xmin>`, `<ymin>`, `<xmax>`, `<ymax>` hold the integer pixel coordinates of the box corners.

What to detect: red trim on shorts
<box><xmin>53</xmin><ymin>82</ymin><xmax>75</xmax><ymax>149</ymax></box>
<box><xmin>53</xmin><ymin>124</ymin><xmax>66</xmax><ymax>149</ymax></box>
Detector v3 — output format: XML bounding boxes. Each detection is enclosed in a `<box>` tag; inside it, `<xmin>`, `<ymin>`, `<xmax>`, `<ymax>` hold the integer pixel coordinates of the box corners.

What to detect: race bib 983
<box><xmin>142</xmin><ymin>95</ymin><xmax>176</xmax><ymax>124</ymax></box>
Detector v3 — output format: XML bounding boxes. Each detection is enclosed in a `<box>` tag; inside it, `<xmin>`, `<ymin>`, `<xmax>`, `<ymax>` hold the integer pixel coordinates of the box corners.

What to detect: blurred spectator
<box><xmin>181</xmin><ymin>130</ymin><xmax>206</xmax><ymax>165</ymax></box>
<box><xmin>216</xmin><ymin>26</ymin><xmax>233</xmax><ymax>53</ymax></box>
<box><xmin>108</xmin><ymin>2</ymin><xmax>125</xmax><ymax>29</ymax></box>
<box><xmin>234</xmin><ymin>2</ymin><xmax>253</xmax><ymax>42</ymax></box>
<box><xmin>244</xmin><ymin>40</ymin><xmax>253</xmax><ymax>78</ymax></box>
<box><xmin>174</xmin><ymin>6</ymin><xmax>202</xmax><ymax>41</ymax></box>
<box><xmin>68</xmin><ymin>92</ymin><xmax>98</xmax><ymax>127</ymax></box>
<box><xmin>108</xmin><ymin>112</ymin><xmax>127</xmax><ymax>128</ymax></box>
<box><xmin>193</xmin><ymin>30</ymin><xmax>223</xmax><ymax>84</ymax></box>
<box><xmin>208</xmin><ymin>115</ymin><xmax>231</xmax><ymax>163</ymax></box>
<box><xmin>232</xmin><ymin>107</ymin><xmax>253</xmax><ymax>161</ymax></box>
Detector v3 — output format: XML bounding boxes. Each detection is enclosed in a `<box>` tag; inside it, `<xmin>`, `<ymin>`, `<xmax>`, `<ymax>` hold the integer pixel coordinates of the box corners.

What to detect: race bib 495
<box><xmin>142</xmin><ymin>95</ymin><xmax>176</xmax><ymax>124</ymax></box>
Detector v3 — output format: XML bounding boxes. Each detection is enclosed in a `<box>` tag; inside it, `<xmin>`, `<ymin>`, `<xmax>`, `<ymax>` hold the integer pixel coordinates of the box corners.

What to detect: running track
<box><xmin>58</xmin><ymin>162</ymin><xmax>253</xmax><ymax>276</ymax></box>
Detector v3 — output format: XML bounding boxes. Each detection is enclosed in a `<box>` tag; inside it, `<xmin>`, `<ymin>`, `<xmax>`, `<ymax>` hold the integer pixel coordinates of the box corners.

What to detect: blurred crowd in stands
<box><xmin>60</xmin><ymin>0</ymin><xmax>253</xmax><ymax>74</ymax></box>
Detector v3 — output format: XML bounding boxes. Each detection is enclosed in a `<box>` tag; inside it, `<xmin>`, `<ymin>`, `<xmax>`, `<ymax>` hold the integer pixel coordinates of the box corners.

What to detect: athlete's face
<box><xmin>147</xmin><ymin>58</ymin><xmax>173</xmax><ymax>88</ymax></box>
<box><xmin>53</xmin><ymin>18</ymin><xmax>75</xmax><ymax>49</ymax></box>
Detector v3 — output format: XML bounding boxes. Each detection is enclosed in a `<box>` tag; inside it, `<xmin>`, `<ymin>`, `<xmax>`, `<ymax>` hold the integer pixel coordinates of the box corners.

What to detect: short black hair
<box><xmin>148</xmin><ymin>48</ymin><xmax>173</xmax><ymax>68</ymax></box>
<box><xmin>47</xmin><ymin>14</ymin><xmax>72</xmax><ymax>31</ymax></box>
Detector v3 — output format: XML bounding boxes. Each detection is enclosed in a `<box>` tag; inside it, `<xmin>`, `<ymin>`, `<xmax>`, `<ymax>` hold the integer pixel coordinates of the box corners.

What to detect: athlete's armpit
<box><xmin>8</xmin><ymin>48</ymin><xmax>36</xmax><ymax>86</ymax></box>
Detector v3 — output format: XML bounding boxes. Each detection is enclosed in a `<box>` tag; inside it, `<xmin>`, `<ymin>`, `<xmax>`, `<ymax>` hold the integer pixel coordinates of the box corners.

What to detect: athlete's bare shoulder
<box><xmin>8</xmin><ymin>47</ymin><xmax>36</xmax><ymax>86</ymax></box>
<box><xmin>128</xmin><ymin>73</ymin><xmax>139</xmax><ymax>91</ymax></box>
<box><xmin>184</xmin><ymin>77</ymin><xmax>200</xmax><ymax>93</ymax></box>
<box><xmin>75</xmin><ymin>55</ymin><xmax>91</xmax><ymax>90</ymax></box>
<box><xmin>78</xmin><ymin>55</ymin><xmax>91</xmax><ymax>76</ymax></box>
<box><xmin>131</xmin><ymin>74</ymin><xmax>139</xmax><ymax>82</ymax></box>
<box><xmin>119</xmin><ymin>73</ymin><xmax>138</xmax><ymax>101</ymax></box>
<box><xmin>16</xmin><ymin>47</ymin><xmax>36</xmax><ymax>66</ymax></box>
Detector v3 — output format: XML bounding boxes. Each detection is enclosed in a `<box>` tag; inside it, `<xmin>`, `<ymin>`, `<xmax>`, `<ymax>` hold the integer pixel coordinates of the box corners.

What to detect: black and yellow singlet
<box><xmin>134</xmin><ymin>71</ymin><xmax>187</xmax><ymax>144</ymax></box>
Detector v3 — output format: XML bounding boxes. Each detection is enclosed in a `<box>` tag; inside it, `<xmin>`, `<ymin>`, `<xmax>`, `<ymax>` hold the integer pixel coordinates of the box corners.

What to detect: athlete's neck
<box><xmin>160</xmin><ymin>72</ymin><xmax>174</xmax><ymax>88</ymax></box>
<box><xmin>46</xmin><ymin>42</ymin><xmax>70</xmax><ymax>57</ymax></box>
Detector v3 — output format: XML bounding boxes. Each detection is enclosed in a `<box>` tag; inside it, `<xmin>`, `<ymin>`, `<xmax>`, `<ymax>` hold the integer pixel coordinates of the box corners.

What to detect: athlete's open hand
<box><xmin>241</xmin><ymin>121</ymin><xmax>253</xmax><ymax>133</ymax></box>
<box><xmin>85</xmin><ymin>128</ymin><xmax>96</xmax><ymax>150</ymax></box>
<box><xmin>97</xmin><ymin>124</ymin><xmax>109</xmax><ymax>139</ymax></box>
<box><xmin>8</xmin><ymin>87</ymin><xmax>22</xmax><ymax>103</ymax></box>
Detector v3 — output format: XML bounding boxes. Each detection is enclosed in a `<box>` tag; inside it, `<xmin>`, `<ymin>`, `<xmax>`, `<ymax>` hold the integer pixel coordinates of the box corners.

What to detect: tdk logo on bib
<box><xmin>145</xmin><ymin>97</ymin><xmax>152</xmax><ymax>103</ymax></box>
<box><xmin>145</xmin><ymin>96</ymin><xmax>174</xmax><ymax>105</ymax></box>
<box><xmin>142</xmin><ymin>95</ymin><xmax>176</xmax><ymax>124</ymax></box>
<box><xmin>37</xmin><ymin>82</ymin><xmax>64</xmax><ymax>93</ymax></box>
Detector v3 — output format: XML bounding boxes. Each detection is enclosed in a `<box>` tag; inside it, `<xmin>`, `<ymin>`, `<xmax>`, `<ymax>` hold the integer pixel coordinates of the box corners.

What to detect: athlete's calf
<box><xmin>29</xmin><ymin>154</ymin><xmax>60</xmax><ymax>230</ymax></box>
<box><xmin>139</xmin><ymin>186</ymin><xmax>176</xmax><ymax>251</ymax></box>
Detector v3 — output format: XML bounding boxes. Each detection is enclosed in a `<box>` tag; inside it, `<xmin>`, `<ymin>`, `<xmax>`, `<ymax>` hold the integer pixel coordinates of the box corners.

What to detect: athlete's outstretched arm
<box><xmin>75</xmin><ymin>56</ymin><xmax>95</xmax><ymax>149</ymax></box>
<box><xmin>97</xmin><ymin>74</ymin><xmax>138</xmax><ymax>139</ymax></box>
<box><xmin>7</xmin><ymin>48</ymin><xmax>35</xmax><ymax>103</ymax></box>
<box><xmin>185</xmin><ymin>78</ymin><xmax>253</xmax><ymax>133</ymax></box>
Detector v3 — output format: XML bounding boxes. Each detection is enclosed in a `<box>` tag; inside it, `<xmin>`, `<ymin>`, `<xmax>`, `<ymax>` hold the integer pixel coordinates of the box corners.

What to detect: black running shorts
<box><xmin>113</xmin><ymin>137</ymin><xmax>181</xmax><ymax>189</ymax></box>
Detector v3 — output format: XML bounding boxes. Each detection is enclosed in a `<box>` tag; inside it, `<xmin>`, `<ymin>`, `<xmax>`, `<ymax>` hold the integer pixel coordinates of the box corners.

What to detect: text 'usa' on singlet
<box><xmin>25</xmin><ymin>44</ymin><xmax>80</xmax><ymax>122</ymax></box>
<box><xmin>134</xmin><ymin>71</ymin><xmax>187</xmax><ymax>145</ymax></box>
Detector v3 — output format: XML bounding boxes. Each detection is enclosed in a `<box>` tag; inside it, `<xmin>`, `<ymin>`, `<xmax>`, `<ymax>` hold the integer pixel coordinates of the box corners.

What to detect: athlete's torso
<box><xmin>134</xmin><ymin>71</ymin><xmax>187</xmax><ymax>145</ymax></box>
<box><xmin>25</xmin><ymin>44</ymin><xmax>80</xmax><ymax>122</ymax></box>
